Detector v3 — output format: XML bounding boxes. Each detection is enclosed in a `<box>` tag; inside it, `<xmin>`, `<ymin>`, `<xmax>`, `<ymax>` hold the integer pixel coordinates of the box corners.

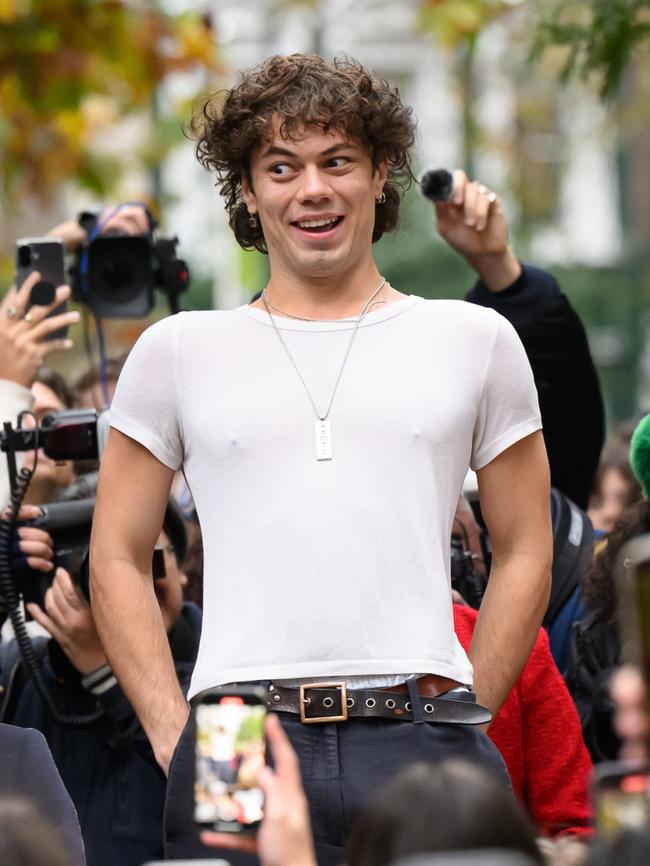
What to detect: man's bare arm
<box><xmin>469</xmin><ymin>430</ymin><xmax>552</xmax><ymax>717</ymax></box>
<box><xmin>90</xmin><ymin>428</ymin><xmax>188</xmax><ymax>773</ymax></box>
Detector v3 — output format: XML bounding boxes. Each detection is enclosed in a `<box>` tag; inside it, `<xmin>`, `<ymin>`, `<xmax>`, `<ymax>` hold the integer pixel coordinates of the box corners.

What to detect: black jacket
<box><xmin>466</xmin><ymin>264</ymin><xmax>605</xmax><ymax>511</ymax></box>
<box><xmin>0</xmin><ymin>722</ymin><xmax>86</xmax><ymax>865</ymax></box>
<box><xmin>0</xmin><ymin>602</ymin><xmax>201</xmax><ymax>866</ymax></box>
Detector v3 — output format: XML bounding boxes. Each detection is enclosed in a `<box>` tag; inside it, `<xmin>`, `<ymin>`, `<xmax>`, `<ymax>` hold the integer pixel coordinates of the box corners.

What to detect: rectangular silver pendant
<box><xmin>315</xmin><ymin>419</ymin><xmax>333</xmax><ymax>461</ymax></box>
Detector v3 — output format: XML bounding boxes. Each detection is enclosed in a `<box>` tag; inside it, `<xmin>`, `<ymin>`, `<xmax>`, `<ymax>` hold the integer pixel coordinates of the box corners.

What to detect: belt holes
<box><xmin>405</xmin><ymin>701</ymin><xmax>412</xmax><ymax>711</ymax></box>
<box><xmin>385</xmin><ymin>698</ymin><xmax>396</xmax><ymax>709</ymax></box>
<box><xmin>424</xmin><ymin>703</ymin><xmax>434</xmax><ymax>713</ymax></box>
<box><xmin>347</xmin><ymin>697</ymin><xmax>355</xmax><ymax>708</ymax></box>
<box><xmin>365</xmin><ymin>698</ymin><xmax>376</xmax><ymax>709</ymax></box>
<box><xmin>322</xmin><ymin>697</ymin><xmax>334</xmax><ymax>709</ymax></box>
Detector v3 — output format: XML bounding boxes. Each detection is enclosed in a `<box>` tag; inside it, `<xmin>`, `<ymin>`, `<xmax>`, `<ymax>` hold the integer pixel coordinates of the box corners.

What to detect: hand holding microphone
<box><xmin>419</xmin><ymin>168</ymin><xmax>521</xmax><ymax>292</ymax></box>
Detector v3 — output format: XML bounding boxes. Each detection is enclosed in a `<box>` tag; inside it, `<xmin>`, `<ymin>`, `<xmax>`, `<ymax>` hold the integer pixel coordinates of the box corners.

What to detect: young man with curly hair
<box><xmin>91</xmin><ymin>54</ymin><xmax>552</xmax><ymax>864</ymax></box>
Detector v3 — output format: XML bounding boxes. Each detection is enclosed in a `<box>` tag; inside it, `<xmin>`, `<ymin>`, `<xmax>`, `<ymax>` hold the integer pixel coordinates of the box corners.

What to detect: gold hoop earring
<box><xmin>376</xmin><ymin>192</ymin><xmax>386</xmax><ymax>204</ymax></box>
<box><xmin>249</xmin><ymin>214</ymin><xmax>258</xmax><ymax>229</ymax></box>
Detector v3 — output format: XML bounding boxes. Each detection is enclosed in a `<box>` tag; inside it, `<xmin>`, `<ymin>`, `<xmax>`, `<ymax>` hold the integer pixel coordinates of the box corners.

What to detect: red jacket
<box><xmin>453</xmin><ymin>604</ymin><xmax>592</xmax><ymax>836</ymax></box>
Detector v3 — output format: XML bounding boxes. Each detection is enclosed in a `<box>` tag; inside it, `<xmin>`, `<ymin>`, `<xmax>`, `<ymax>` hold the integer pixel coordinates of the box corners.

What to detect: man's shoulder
<box><xmin>412</xmin><ymin>296</ymin><xmax>503</xmax><ymax>335</ymax></box>
<box><xmin>146</xmin><ymin>307</ymin><xmax>245</xmax><ymax>337</ymax></box>
<box><xmin>129</xmin><ymin>308</ymin><xmax>249</xmax><ymax>361</ymax></box>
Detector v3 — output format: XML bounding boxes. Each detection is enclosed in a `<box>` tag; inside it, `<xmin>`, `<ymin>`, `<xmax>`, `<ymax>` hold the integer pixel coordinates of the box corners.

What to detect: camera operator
<box><xmin>20</xmin><ymin>368</ymin><xmax>77</xmax><ymax>506</ymax></box>
<box><xmin>1</xmin><ymin>493</ymin><xmax>201</xmax><ymax>866</ymax></box>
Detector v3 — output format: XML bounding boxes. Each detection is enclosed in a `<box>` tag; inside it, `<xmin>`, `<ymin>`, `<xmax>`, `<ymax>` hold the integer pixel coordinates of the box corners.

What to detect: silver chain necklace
<box><xmin>263</xmin><ymin>282</ymin><xmax>389</xmax><ymax>322</ymax></box>
<box><xmin>261</xmin><ymin>277</ymin><xmax>386</xmax><ymax>461</ymax></box>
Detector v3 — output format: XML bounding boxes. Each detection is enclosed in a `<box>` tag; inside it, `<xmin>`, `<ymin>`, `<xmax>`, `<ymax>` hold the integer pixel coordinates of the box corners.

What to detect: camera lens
<box><xmin>87</xmin><ymin>235</ymin><xmax>153</xmax><ymax>317</ymax></box>
<box><xmin>98</xmin><ymin>258</ymin><xmax>138</xmax><ymax>301</ymax></box>
<box><xmin>17</xmin><ymin>245</ymin><xmax>32</xmax><ymax>268</ymax></box>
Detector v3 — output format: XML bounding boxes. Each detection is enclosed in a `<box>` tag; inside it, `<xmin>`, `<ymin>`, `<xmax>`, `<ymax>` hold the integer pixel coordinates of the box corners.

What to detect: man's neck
<box><xmin>252</xmin><ymin>260</ymin><xmax>401</xmax><ymax>320</ymax></box>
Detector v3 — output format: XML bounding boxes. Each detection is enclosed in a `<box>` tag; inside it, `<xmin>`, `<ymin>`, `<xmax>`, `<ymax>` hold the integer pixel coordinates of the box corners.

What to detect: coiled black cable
<box><xmin>0</xmin><ymin>461</ymin><xmax>104</xmax><ymax>727</ymax></box>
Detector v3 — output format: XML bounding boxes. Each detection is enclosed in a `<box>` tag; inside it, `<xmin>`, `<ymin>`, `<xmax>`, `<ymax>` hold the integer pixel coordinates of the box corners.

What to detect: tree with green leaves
<box><xmin>531</xmin><ymin>0</ymin><xmax>650</xmax><ymax>99</ymax></box>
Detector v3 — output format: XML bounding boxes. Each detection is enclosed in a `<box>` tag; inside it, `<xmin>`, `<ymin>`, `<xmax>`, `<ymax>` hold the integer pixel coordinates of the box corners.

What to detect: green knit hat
<box><xmin>630</xmin><ymin>413</ymin><xmax>650</xmax><ymax>499</ymax></box>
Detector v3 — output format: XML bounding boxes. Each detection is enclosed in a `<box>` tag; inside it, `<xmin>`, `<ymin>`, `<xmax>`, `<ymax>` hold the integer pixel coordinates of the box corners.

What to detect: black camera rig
<box><xmin>73</xmin><ymin>205</ymin><xmax>189</xmax><ymax>318</ymax></box>
<box><xmin>0</xmin><ymin>409</ymin><xmax>166</xmax><ymax>726</ymax></box>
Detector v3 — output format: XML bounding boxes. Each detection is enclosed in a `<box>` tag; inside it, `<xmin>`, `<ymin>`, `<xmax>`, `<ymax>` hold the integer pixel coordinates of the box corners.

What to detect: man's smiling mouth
<box><xmin>292</xmin><ymin>216</ymin><xmax>343</xmax><ymax>233</ymax></box>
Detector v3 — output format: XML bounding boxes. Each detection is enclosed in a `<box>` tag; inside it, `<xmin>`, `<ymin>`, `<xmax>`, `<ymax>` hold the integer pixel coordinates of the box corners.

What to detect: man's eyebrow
<box><xmin>258</xmin><ymin>142</ymin><xmax>358</xmax><ymax>160</ymax></box>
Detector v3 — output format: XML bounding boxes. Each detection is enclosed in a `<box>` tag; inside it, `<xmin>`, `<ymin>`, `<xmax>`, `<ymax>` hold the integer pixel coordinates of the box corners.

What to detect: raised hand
<box><xmin>0</xmin><ymin>272</ymin><xmax>80</xmax><ymax>388</ymax></box>
<box><xmin>434</xmin><ymin>169</ymin><xmax>521</xmax><ymax>292</ymax></box>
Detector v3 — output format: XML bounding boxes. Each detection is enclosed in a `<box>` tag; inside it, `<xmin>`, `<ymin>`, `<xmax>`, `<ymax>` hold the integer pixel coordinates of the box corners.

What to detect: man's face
<box><xmin>155</xmin><ymin>529</ymin><xmax>187</xmax><ymax>633</ymax></box>
<box><xmin>242</xmin><ymin>121</ymin><xmax>387</xmax><ymax>282</ymax></box>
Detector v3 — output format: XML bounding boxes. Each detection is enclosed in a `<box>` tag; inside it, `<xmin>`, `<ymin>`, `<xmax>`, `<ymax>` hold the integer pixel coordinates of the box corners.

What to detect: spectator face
<box><xmin>76</xmin><ymin>380</ymin><xmax>118</xmax><ymax>411</ymax></box>
<box><xmin>24</xmin><ymin>381</ymin><xmax>75</xmax><ymax>505</ymax></box>
<box><xmin>588</xmin><ymin>467</ymin><xmax>637</xmax><ymax>535</ymax></box>
<box><xmin>155</xmin><ymin>529</ymin><xmax>188</xmax><ymax>632</ymax></box>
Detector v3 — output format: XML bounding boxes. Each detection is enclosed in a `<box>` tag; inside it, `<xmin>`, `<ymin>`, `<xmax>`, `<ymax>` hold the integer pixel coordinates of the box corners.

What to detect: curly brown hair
<box><xmin>189</xmin><ymin>53</ymin><xmax>417</xmax><ymax>253</ymax></box>
<box><xmin>583</xmin><ymin>499</ymin><xmax>650</xmax><ymax>621</ymax></box>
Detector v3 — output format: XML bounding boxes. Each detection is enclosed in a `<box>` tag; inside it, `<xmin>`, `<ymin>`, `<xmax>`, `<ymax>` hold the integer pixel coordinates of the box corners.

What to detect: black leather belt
<box><xmin>264</xmin><ymin>681</ymin><xmax>491</xmax><ymax>726</ymax></box>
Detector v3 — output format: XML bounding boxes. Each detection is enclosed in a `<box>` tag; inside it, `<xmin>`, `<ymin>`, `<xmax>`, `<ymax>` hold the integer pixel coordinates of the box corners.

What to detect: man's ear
<box><xmin>373</xmin><ymin>158</ymin><xmax>389</xmax><ymax>199</ymax></box>
<box><xmin>241</xmin><ymin>173</ymin><xmax>258</xmax><ymax>215</ymax></box>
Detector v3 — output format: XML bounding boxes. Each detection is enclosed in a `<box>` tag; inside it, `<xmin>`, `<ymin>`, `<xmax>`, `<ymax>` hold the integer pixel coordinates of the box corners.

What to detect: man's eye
<box><xmin>270</xmin><ymin>163</ymin><xmax>291</xmax><ymax>176</ymax></box>
<box><xmin>328</xmin><ymin>157</ymin><xmax>348</xmax><ymax>168</ymax></box>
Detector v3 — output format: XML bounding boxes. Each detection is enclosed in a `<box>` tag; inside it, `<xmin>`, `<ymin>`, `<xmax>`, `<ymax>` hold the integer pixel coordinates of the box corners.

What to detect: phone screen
<box><xmin>593</xmin><ymin>762</ymin><xmax>650</xmax><ymax>834</ymax></box>
<box><xmin>194</xmin><ymin>696</ymin><xmax>266</xmax><ymax>833</ymax></box>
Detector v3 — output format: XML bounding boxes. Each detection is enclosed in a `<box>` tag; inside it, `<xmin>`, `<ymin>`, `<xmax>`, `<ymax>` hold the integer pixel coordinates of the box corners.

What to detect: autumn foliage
<box><xmin>0</xmin><ymin>0</ymin><xmax>219</xmax><ymax>202</ymax></box>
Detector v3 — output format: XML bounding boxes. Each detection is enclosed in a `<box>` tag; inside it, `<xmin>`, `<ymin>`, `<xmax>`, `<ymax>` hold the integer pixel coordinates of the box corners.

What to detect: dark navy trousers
<box><xmin>164</xmin><ymin>697</ymin><xmax>510</xmax><ymax>866</ymax></box>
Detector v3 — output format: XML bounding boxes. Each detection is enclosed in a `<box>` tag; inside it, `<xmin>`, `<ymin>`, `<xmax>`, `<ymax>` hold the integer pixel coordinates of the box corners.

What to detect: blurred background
<box><xmin>0</xmin><ymin>0</ymin><xmax>648</xmax><ymax>428</ymax></box>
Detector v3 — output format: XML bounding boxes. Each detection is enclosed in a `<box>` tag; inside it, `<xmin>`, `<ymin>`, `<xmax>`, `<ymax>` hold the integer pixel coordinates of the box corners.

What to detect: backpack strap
<box><xmin>544</xmin><ymin>488</ymin><xmax>594</xmax><ymax>627</ymax></box>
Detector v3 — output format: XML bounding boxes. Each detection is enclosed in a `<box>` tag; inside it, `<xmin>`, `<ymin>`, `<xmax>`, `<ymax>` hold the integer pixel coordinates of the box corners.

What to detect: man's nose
<box><xmin>298</xmin><ymin>166</ymin><xmax>332</xmax><ymax>202</ymax></box>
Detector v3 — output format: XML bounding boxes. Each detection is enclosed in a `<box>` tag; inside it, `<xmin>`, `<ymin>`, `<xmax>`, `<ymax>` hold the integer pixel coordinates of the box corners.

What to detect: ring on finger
<box><xmin>6</xmin><ymin>306</ymin><xmax>19</xmax><ymax>319</ymax></box>
<box><xmin>23</xmin><ymin>311</ymin><xmax>33</xmax><ymax>323</ymax></box>
<box><xmin>477</xmin><ymin>183</ymin><xmax>497</xmax><ymax>204</ymax></box>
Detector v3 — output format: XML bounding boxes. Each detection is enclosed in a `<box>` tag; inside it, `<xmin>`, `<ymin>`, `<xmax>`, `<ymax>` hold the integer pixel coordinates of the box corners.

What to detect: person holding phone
<box><xmin>0</xmin><ymin>271</ymin><xmax>79</xmax><ymax>510</ymax></box>
<box><xmin>0</xmin><ymin>203</ymin><xmax>150</xmax><ymax>511</ymax></box>
<box><xmin>90</xmin><ymin>54</ymin><xmax>552</xmax><ymax>865</ymax></box>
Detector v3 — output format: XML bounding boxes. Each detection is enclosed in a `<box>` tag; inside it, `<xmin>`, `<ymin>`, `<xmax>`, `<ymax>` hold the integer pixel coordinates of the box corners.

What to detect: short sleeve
<box><xmin>109</xmin><ymin>315</ymin><xmax>183</xmax><ymax>470</ymax></box>
<box><xmin>471</xmin><ymin>312</ymin><xmax>542</xmax><ymax>471</ymax></box>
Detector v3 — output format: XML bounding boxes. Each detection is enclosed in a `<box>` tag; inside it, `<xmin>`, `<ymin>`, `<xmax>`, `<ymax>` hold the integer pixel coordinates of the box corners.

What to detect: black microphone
<box><xmin>419</xmin><ymin>169</ymin><xmax>454</xmax><ymax>203</ymax></box>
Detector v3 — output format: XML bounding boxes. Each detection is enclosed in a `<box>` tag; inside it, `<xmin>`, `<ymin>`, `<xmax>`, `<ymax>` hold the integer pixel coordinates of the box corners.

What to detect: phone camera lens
<box><xmin>17</xmin><ymin>245</ymin><xmax>32</xmax><ymax>268</ymax></box>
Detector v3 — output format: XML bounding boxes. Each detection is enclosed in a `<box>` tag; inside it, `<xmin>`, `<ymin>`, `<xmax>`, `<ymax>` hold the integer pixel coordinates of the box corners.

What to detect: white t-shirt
<box><xmin>110</xmin><ymin>295</ymin><xmax>542</xmax><ymax>699</ymax></box>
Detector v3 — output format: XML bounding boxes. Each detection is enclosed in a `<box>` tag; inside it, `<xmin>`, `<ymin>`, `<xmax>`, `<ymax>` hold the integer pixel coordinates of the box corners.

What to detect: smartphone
<box><xmin>15</xmin><ymin>237</ymin><xmax>68</xmax><ymax>340</ymax></box>
<box><xmin>592</xmin><ymin>760</ymin><xmax>650</xmax><ymax>834</ymax></box>
<box><xmin>193</xmin><ymin>686</ymin><xmax>267</xmax><ymax>834</ymax></box>
<box><xmin>615</xmin><ymin>533</ymin><xmax>650</xmax><ymax>716</ymax></box>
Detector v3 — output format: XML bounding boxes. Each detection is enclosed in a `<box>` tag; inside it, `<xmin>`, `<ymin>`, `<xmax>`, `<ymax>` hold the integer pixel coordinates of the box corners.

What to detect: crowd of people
<box><xmin>0</xmin><ymin>51</ymin><xmax>649</xmax><ymax>866</ymax></box>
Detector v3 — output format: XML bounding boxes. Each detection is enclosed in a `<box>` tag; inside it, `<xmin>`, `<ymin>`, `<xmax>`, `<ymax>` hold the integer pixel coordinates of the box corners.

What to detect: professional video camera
<box><xmin>0</xmin><ymin>410</ymin><xmax>164</xmax><ymax>607</ymax></box>
<box><xmin>72</xmin><ymin>205</ymin><xmax>189</xmax><ymax>318</ymax></box>
<box><xmin>0</xmin><ymin>409</ymin><xmax>172</xmax><ymax>727</ymax></box>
